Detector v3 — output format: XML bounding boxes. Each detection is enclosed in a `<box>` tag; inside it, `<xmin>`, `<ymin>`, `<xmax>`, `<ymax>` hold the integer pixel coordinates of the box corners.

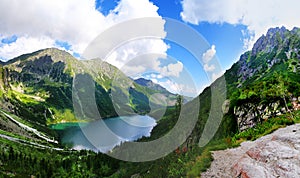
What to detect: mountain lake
<box><xmin>50</xmin><ymin>115</ymin><xmax>157</xmax><ymax>152</ymax></box>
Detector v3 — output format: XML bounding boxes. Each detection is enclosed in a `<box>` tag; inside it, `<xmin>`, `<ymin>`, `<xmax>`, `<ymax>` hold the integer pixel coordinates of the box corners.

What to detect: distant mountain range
<box><xmin>134</xmin><ymin>78</ymin><xmax>169</xmax><ymax>94</ymax></box>
<box><xmin>0</xmin><ymin>48</ymin><xmax>178</xmax><ymax>126</ymax></box>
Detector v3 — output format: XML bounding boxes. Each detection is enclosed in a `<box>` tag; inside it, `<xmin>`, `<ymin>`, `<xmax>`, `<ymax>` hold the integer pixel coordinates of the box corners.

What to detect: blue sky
<box><xmin>96</xmin><ymin>0</ymin><xmax>249</xmax><ymax>69</ymax></box>
<box><xmin>94</xmin><ymin>0</ymin><xmax>252</xmax><ymax>95</ymax></box>
<box><xmin>0</xmin><ymin>0</ymin><xmax>299</xmax><ymax>97</ymax></box>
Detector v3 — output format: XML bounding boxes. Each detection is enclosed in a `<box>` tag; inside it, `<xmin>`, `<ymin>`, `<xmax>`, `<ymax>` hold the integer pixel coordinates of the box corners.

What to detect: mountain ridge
<box><xmin>0</xmin><ymin>26</ymin><xmax>300</xmax><ymax>177</ymax></box>
<box><xmin>134</xmin><ymin>78</ymin><xmax>170</xmax><ymax>94</ymax></box>
<box><xmin>0</xmin><ymin>48</ymin><xmax>179</xmax><ymax>126</ymax></box>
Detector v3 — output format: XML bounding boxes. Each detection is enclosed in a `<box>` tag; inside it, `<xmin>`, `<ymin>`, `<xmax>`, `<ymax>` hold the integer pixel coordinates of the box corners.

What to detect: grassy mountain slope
<box><xmin>0</xmin><ymin>27</ymin><xmax>300</xmax><ymax>177</ymax></box>
<box><xmin>0</xmin><ymin>48</ymin><xmax>177</xmax><ymax>127</ymax></box>
<box><xmin>111</xmin><ymin>27</ymin><xmax>300</xmax><ymax>177</ymax></box>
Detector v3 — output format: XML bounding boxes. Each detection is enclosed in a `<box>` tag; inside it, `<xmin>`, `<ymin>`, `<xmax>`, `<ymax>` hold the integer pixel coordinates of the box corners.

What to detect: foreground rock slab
<box><xmin>201</xmin><ymin>124</ymin><xmax>300</xmax><ymax>178</ymax></box>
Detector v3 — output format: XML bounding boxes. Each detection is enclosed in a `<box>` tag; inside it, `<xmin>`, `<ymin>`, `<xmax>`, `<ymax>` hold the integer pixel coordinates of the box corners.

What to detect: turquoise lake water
<box><xmin>51</xmin><ymin>115</ymin><xmax>156</xmax><ymax>152</ymax></box>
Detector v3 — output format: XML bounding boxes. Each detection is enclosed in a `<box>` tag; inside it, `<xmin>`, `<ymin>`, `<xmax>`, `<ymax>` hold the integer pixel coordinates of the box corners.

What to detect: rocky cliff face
<box><xmin>234</xmin><ymin>97</ymin><xmax>300</xmax><ymax>131</ymax></box>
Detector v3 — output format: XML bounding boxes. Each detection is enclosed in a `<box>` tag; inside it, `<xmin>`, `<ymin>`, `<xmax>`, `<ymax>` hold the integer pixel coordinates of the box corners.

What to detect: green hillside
<box><xmin>0</xmin><ymin>27</ymin><xmax>300</xmax><ymax>177</ymax></box>
<box><xmin>0</xmin><ymin>48</ymin><xmax>177</xmax><ymax>126</ymax></box>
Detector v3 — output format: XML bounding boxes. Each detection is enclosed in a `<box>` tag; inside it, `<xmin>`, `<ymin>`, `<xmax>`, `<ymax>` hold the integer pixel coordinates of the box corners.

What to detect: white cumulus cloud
<box><xmin>202</xmin><ymin>45</ymin><xmax>216</xmax><ymax>63</ymax></box>
<box><xmin>160</xmin><ymin>61</ymin><xmax>183</xmax><ymax>77</ymax></box>
<box><xmin>0</xmin><ymin>36</ymin><xmax>55</xmax><ymax>60</ymax></box>
<box><xmin>181</xmin><ymin>0</ymin><xmax>300</xmax><ymax>49</ymax></box>
<box><xmin>0</xmin><ymin>0</ymin><xmax>168</xmax><ymax>64</ymax></box>
<box><xmin>202</xmin><ymin>45</ymin><xmax>217</xmax><ymax>72</ymax></box>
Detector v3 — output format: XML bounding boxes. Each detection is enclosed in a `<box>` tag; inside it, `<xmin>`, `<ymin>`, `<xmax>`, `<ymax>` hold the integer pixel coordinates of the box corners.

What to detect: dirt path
<box><xmin>1</xmin><ymin>111</ymin><xmax>58</xmax><ymax>143</ymax></box>
<box><xmin>201</xmin><ymin>124</ymin><xmax>300</xmax><ymax>177</ymax></box>
<box><xmin>0</xmin><ymin>134</ymin><xmax>63</xmax><ymax>151</ymax></box>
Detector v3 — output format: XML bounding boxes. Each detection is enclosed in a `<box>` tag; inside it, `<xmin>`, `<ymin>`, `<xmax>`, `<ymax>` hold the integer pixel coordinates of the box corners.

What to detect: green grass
<box><xmin>0</xmin><ymin>129</ymin><xmax>30</xmax><ymax>141</ymax></box>
<box><xmin>46</xmin><ymin>108</ymin><xmax>81</xmax><ymax>125</ymax></box>
<box><xmin>8</xmin><ymin>90</ymin><xmax>41</xmax><ymax>105</ymax></box>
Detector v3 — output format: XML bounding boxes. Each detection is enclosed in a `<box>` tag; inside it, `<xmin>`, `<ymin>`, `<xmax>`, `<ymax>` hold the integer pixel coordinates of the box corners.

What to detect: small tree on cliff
<box><xmin>274</xmin><ymin>72</ymin><xmax>293</xmax><ymax>119</ymax></box>
<box><xmin>174</xmin><ymin>95</ymin><xmax>183</xmax><ymax>119</ymax></box>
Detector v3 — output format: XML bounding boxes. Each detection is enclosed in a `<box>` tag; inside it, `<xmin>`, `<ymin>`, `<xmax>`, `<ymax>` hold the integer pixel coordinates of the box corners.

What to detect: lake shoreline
<box><xmin>50</xmin><ymin>115</ymin><xmax>157</xmax><ymax>153</ymax></box>
<box><xmin>47</xmin><ymin>113</ymin><xmax>150</xmax><ymax>126</ymax></box>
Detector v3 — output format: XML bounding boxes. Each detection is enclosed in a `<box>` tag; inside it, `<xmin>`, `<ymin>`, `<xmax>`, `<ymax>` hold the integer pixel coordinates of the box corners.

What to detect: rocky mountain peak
<box><xmin>226</xmin><ymin>26</ymin><xmax>300</xmax><ymax>132</ymax></box>
<box><xmin>236</xmin><ymin>27</ymin><xmax>300</xmax><ymax>84</ymax></box>
<box><xmin>4</xmin><ymin>48</ymin><xmax>76</xmax><ymax>67</ymax></box>
<box><xmin>251</xmin><ymin>26</ymin><xmax>288</xmax><ymax>56</ymax></box>
<box><xmin>29</xmin><ymin>48</ymin><xmax>77</xmax><ymax>64</ymax></box>
<box><xmin>266</xmin><ymin>26</ymin><xmax>287</xmax><ymax>36</ymax></box>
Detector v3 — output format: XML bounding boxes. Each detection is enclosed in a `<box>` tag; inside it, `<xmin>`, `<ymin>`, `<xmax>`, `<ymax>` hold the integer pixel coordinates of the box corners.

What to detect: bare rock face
<box><xmin>202</xmin><ymin>124</ymin><xmax>300</xmax><ymax>178</ymax></box>
<box><xmin>232</xmin><ymin>128</ymin><xmax>300</xmax><ymax>178</ymax></box>
<box><xmin>234</xmin><ymin>101</ymin><xmax>282</xmax><ymax>131</ymax></box>
<box><xmin>234</xmin><ymin>98</ymin><xmax>300</xmax><ymax>131</ymax></box>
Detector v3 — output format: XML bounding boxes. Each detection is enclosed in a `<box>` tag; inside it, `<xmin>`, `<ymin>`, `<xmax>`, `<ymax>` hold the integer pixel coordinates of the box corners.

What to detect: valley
<box><xmin>0</xmin><ymin>26</ymin><xmax>300</xmax><ymax>177</ymax></box>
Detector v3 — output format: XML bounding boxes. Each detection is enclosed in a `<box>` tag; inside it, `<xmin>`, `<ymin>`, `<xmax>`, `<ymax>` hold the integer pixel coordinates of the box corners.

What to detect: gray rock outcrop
<box><xmin>201</xmin><ymin>124</ymin><xmax>300</xmax><ymax>178</ymax></box>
